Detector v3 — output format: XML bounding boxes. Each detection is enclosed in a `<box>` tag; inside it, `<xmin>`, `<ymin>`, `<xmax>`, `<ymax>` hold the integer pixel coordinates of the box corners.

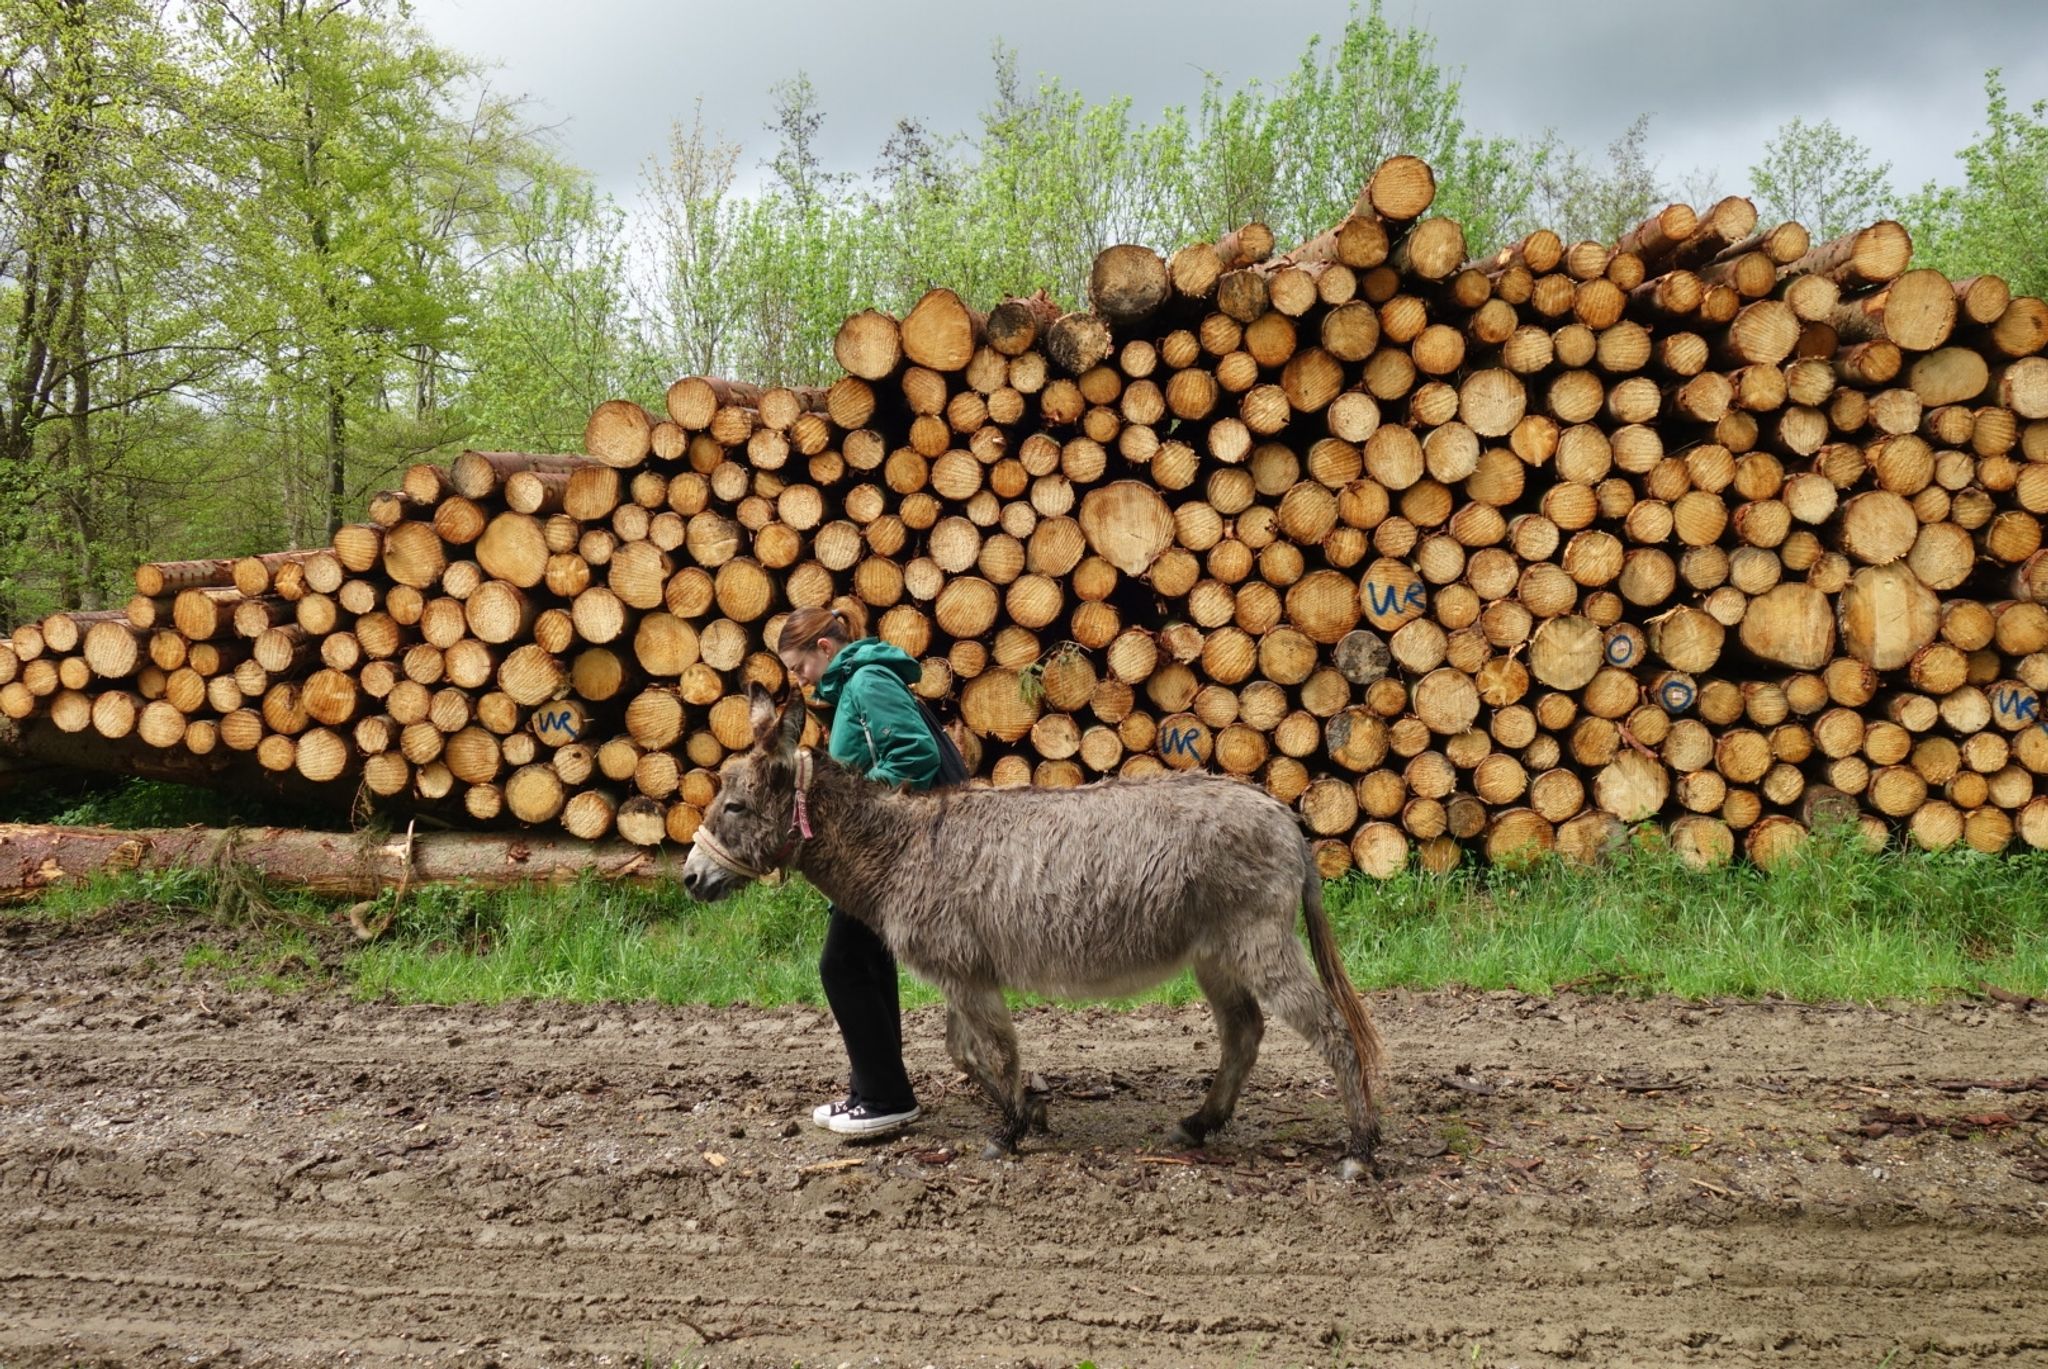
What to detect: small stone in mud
<box><xmin>780</xmin><ymin>1119</ymin><xmax>800</xmax><ymax>1138</ymax></box>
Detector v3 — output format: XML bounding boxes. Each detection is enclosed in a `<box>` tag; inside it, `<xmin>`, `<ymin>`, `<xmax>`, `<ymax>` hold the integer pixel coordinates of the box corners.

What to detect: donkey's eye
<box><xmin>726</xmin><ymin>800</ymin><xmax>750</xmax><ymax>816</ymax></box>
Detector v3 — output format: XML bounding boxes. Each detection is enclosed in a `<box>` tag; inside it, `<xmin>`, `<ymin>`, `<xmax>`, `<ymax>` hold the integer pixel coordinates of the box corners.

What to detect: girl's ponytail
<box><xmin>777</xmin><ymin>595</ymin><xmax>870</xmax><ymax>654</ymax></box>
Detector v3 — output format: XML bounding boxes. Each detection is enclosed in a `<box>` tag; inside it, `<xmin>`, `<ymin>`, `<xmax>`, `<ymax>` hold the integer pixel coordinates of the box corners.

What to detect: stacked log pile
<box><xmin>8</xmin><ymin>154</ymin><xmax>2048</xmax><ymax>876</ymax></box>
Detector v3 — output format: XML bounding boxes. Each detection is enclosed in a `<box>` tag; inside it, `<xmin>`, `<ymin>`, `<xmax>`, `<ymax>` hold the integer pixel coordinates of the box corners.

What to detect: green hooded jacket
<box><xmin>812</xmin><ymin>638</ymin><xmax>942</xmax><ymax>790</ymax></box>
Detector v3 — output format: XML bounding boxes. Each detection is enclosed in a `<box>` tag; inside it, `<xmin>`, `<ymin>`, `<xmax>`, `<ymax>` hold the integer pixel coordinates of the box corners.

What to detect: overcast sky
<box><xmin>411</xmin><ymin>0</ymin><xmax>2048</xmax><ymax>211</ymax></box>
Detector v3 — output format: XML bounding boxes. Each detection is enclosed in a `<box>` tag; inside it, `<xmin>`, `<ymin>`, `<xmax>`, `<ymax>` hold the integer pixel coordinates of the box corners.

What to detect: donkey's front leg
<box><xmin>946</xmin><ymin>984</ymin><xmax>1034</xmax><ymax>1158</ymax></box>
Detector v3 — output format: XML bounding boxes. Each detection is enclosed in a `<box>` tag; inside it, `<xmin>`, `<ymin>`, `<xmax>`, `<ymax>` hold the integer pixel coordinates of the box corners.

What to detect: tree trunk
<box><xmin>0</xmin><ymin>820</ymin><xmax>690</xmax><ymax>901</ymax></box>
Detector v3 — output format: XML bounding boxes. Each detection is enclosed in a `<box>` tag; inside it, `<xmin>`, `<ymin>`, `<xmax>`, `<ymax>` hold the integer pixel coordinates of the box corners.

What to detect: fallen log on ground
<box><xmin>0</xmin><ymin>822</ymin><xmax>689</xmax><ymax>902</ymax></box>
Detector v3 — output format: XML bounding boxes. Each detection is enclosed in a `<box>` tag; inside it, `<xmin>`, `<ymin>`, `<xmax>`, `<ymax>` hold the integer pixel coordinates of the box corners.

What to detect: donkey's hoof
<box><xmin>1168</xmin><ymin>1118</ymin><xmax>1206</xmax><ymax>1149</ymax></box>
<box><xmin>980</xmin><ymin>1139</ymin><xmax>1012</xmax><ymax>1162</ymax></box>
<box><xmin>1338</xmin><ymin>1155</ymin><xmax>1373</xmax><ymax>1183</ymax></box>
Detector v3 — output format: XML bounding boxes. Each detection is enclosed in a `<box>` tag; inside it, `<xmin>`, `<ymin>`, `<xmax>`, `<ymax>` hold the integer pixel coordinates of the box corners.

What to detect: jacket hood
<box><xmin>814</xmin><ymin>637</ymin><xmax>921</xmax><ymax>705</ymax></box>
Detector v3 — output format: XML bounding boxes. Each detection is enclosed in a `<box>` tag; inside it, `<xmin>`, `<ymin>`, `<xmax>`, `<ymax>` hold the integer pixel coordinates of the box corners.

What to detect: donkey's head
<box><xmin>679</xmin><ymin>682</ymin><xmax>809</xmax><ymax>903</ymax></box>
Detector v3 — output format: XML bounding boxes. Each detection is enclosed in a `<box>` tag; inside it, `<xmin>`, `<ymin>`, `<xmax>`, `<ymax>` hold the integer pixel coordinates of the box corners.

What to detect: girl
<box><xmin>774</xmin><ymin>597</ymin><xmax>941</xmax><ymax>1136</ymax></box>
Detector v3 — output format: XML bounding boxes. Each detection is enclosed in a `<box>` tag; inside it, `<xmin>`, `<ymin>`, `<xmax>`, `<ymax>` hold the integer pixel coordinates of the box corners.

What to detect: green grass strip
<box><xmin>12</xmin><ymin>828</ymin><xmax>2047</xmax><ymax>1007</ymax></box>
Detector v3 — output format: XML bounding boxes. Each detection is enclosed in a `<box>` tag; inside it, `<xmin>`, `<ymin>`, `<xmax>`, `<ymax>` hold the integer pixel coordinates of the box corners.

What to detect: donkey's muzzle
<box><xmin>678</xmin><ymin>847</ymin><xmax>737</xmax><ymax>903</ymax></box>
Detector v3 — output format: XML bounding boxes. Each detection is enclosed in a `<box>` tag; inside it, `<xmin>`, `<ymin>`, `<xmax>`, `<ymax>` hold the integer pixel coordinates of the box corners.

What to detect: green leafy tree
<box><xmin>1750</xmin><ymin>116</ymin><xmax>1894</xmax><ymax>241</ymax></box>
<box><xmin>193</xmin><ymin>0</ymin><xmax>534</xmax><ymax>538</ymax></box>
<box><xmin>0</xmin><ymin>0</ymin><xmax>245</xmax><ymax>614</ymax></box>
<box><xmin>1904</xmin><ymin>70</ymin><xmax>2048</xmax><ymax>297</ymax></box>
<box><xmin>962</xmin><ymin>53</ymin><xmax>1163</xmax><ymax>307</ymax></box>
<box><xmin>454</xmin><ymin>171</ymin><xmax>647</xmax><ymax>452</ymax></box>
<box><xmin>1256</xmin><ymin>1</ymin><xmax>1527</xmax><ymax>253</ymax></box>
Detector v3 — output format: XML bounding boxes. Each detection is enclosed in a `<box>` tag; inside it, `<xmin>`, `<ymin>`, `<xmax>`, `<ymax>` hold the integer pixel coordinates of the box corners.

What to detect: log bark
<box><xmin>0</xmin><ymin>821</ymin><xmax>691</xmax><ymax>901</ymax></box>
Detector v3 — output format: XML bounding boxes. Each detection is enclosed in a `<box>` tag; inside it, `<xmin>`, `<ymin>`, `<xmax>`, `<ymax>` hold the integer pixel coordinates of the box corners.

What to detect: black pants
<box><xmin>819</xmin><ymin>907</ymin><xmax>916</xmax><ymax>1111</ymax></box>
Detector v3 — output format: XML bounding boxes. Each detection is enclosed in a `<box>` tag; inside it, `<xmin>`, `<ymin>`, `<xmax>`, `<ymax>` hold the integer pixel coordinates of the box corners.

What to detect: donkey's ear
<box><xmin>747</xmin><ymin>682</ymin><xmax>778</xmax><ymax>747</ymax></box>
<box><xmin>776</xmin><ymin>686</ymin><xmax>807</xmax><ymax>755</ymax></box>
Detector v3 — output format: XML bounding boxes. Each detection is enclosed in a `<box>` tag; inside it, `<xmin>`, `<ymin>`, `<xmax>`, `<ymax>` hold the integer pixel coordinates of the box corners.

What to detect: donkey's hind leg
<box><xmin>1170</xmin><ymin>958</ymin><xmax>1264</xmax><ymax>1149</ymax></box>
<box><xmin>943</xmin><ymin>1003</ymin><xmax>972</xmax><ymax>1077</ymax></box>
<box><xmin>1241</xmin><ymin>929</ymin><xmax>1379</xmax><ymax>1180</ymax></box>
<box><xmin>945</xmin><ymin>984</ymin><xmax>1037</xmax><ymax>1158</ymax></box>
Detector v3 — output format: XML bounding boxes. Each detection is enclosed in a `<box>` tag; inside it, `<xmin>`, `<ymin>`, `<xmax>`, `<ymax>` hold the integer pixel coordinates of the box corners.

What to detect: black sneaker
<box><xmin>811</xmin><ymin>1096</ymin><xmax>859</xmax><ymax>1130</ymax></box>
<box><xmin>825</xmin><ymin>1101</ymin><xmax>921</xmax><ymax>1136</ymax></box>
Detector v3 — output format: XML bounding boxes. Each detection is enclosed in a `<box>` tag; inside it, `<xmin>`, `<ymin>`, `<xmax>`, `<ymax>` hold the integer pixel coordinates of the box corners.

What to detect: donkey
<box><xmin>680</xmin><ymin>684</ymin><xmax>1386</xmax><ymax>1178</ymax></box>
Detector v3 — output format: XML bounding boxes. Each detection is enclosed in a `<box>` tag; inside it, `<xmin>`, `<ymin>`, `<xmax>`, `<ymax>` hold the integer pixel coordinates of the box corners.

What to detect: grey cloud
<box><xmin>417</xmin><ymin>0</ymin><xmax>2048</xmax><ymax>211</ymax></box>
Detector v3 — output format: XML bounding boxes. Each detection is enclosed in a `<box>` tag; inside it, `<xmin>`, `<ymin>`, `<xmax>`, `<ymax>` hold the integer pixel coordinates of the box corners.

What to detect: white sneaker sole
<box><xmin>826</xmin><ymin>1107</ymin><xmax>921</xmax><ymax>1136</ymax></box>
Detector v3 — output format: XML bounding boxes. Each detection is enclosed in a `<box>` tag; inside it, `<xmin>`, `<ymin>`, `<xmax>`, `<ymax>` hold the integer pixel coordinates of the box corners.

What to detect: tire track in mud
<box><xmin>2</xmin><ymin>921</ymin><xmax>2044</xmax><ymax>1367</ymax></box>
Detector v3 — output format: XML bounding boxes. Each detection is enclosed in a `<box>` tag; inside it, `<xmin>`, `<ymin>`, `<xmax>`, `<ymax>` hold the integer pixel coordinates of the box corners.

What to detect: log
<box><xmin>1614</xmin><ymin>203</ymin><xmax>1698</xmax><ymax>268</ymax></box>
<box><xmin>583</xmin><ymin>400</ymin><xmax>654</xmax><ymax>468</ymax></box>
<box><xmin>901</xmin><ymin>288</ymin><xmax>983</xmax><ymax>372</ymax></box>
<box><xmin>826</xmin><ymin>307</ymin><xmax>900</xmax><ymax>380</ymax></box>
<box><xmin>1738</xmin><ymin>583</ymin><xmax>1836</xmax><ymax>669</ymax></box>
<box><xmin>133</xmin><ymin>558</ymin><xmax>236</xmax><ymax>598</ymax></box>
<box><xmin>1046</xmin><ymin>312</ymin><xmax>1115</xmax><ymax>375</ymax></box>
<box><xmin>1781</xmin><ymin>221</ymin><xmax>1912</xmax><ymax>288</ymax></box>
<box><xmin>0</xmin><ymin>821</ymin><xmax>691</xmax><ymax>901</ymax></box>
<box><xmin>1838</xmin><ymin>562</ymin><xmax>1942</xmax><ymax>670</ymax></box>
<box><xmin>1090</xmin><ymin>246</ymin><xmax>1172</xmax><ymax>327</ymax></box>
<box><xmin>1078</xmin><ymin>482</ymin><xmax>1175</xmax><ymax>575</ymax></box>
<box><xmin>1671</xmin><ymin>197</ymin><xmax>1759</xmax><ymax>269</ymax></box>
<box><xmin>1362</xmin><ymin>155</ymin><xmax>1436</xmax><ymax>221</ymax></box>
<box><xmin>1909</xmin><ymin>346</ymin><xmax>1990</xmax><ymax>407</ymax></box>
<box><xmin>986</xmin><ymin>292</ymin><xmax>1063</xmax><ymax>356</ymax></box>
<box><xmin>1864</xmin><ymin>268</ymin><xmax>1959</xmax><ymax>351</ymax></box>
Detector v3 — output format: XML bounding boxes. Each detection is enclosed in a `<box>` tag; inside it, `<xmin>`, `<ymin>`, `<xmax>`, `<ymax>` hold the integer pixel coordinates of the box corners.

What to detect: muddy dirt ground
<box><xmin>2</xmin><ymin>911</ymin><xmax>2045</xmax><ymax>1368</ymax></box>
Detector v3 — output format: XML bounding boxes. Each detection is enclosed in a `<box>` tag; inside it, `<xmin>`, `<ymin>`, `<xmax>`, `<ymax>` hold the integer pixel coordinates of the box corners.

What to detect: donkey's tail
<box><xmin>1300</xmin><ymin>841</ymin><xmax>1384</xmax><ymax>1104</ymax></box>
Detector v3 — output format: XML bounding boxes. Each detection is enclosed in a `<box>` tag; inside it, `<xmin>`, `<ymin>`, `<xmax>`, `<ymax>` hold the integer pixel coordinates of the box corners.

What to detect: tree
<box><xmin>965</xmin><ymin>53</ymin><xmax>1160</xmax><ymax>307</ymax></box>
<box><xmin>193</xmin><ymin>0</ymin><xmax>534</xmax><ymax>538</ymax></box>
<box><xmin>762</xmin><ymin>72</ymin><xmax>848</xmax><ymax>213</ymax></box>
<box><xmin>1904</xmin><ymin>71</ymin><xmax>2048</xmax><ymax>298</ymax></box>
<box><xmin>866</xmin><ymin>116</ymin><xmax>1003</xmax><ymax>312</ymax></box>
<box><xmin>0</xmin><ymin>0</ymin><xmax>242</xmax><ymax>614</ymax></box>
<box><xmin>1255</xmin><ymin>1</ymin><xmax>1528</xmax><ymax>254</ymax></box>
<box><xmin>638</xmin><ymin>100</ymin><xmax>742</xmax><ymax>379</ymax></box>
<box><xmin>1750</xmin><ymin>116</ymin><xmax>1894</xmax><ymax>242</ymax></box>
<box><xmin>1519</xmin><ymin>115</ymin><xmax>1666</xmax><ymax>247</ymax></box>
<box><xmin>454</xmin><ymin>171</ymin><xmax>648</xmax><ymax>454</ymax></box>
<box><xmin>730</xmin><ymin>76</ymin><xmax>868</xmax><ymax>384</ymax></box>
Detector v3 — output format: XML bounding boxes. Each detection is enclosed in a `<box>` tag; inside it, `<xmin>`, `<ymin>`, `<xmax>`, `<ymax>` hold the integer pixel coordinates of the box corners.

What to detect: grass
<box><xmin>346</xmin><ymin>874</ymin><xmax>849</xmax><ymax>1006</ymax></box>
<box><xmin>7</xmin><ymin>819</ymin><xmax>2045</xmax><ymax>1007</ymax></box>
<box><xmin>1329</xmin><ymin>825</ymin><xmax>2048</xmax><ymax>1001</ymax></box>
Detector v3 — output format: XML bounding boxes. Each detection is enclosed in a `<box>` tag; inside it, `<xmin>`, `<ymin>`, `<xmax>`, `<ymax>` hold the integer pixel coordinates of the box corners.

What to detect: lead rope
<box><xmin>793</xmin><ymin>747</ymin><xmax>814</xmax><ymax>839</ymax></box>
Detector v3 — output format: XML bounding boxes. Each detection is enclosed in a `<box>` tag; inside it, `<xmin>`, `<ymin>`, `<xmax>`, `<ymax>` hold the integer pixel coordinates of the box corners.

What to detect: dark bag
<box><xmin>913</xmin><ymin>697</ymin><xmax>972</xmax><ymax>787</ymax></box>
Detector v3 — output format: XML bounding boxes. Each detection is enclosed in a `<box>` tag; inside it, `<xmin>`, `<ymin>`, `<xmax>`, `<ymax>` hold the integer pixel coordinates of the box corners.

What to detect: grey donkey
<box><xmin>680</xmin><ymin>684</ymin><xmax>1386</xmax><ymax>1179</ymax></box>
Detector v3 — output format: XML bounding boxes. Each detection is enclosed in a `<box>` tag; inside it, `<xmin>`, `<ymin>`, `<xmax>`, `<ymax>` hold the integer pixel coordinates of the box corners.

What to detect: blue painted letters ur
<box><xmin>537</xmin><ymin>705</ymin><xmax>582</xmax><ymax>740</ymax></box>
<box><xmin>1366</xmin><ymin>580</ymin><xmax>1427</xmax><ymax>617</ymax></box>
<box><xmin>1990</xmin><ymin>683</ymin><xmax>2048</xmax><ymax>736</ymax></box>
